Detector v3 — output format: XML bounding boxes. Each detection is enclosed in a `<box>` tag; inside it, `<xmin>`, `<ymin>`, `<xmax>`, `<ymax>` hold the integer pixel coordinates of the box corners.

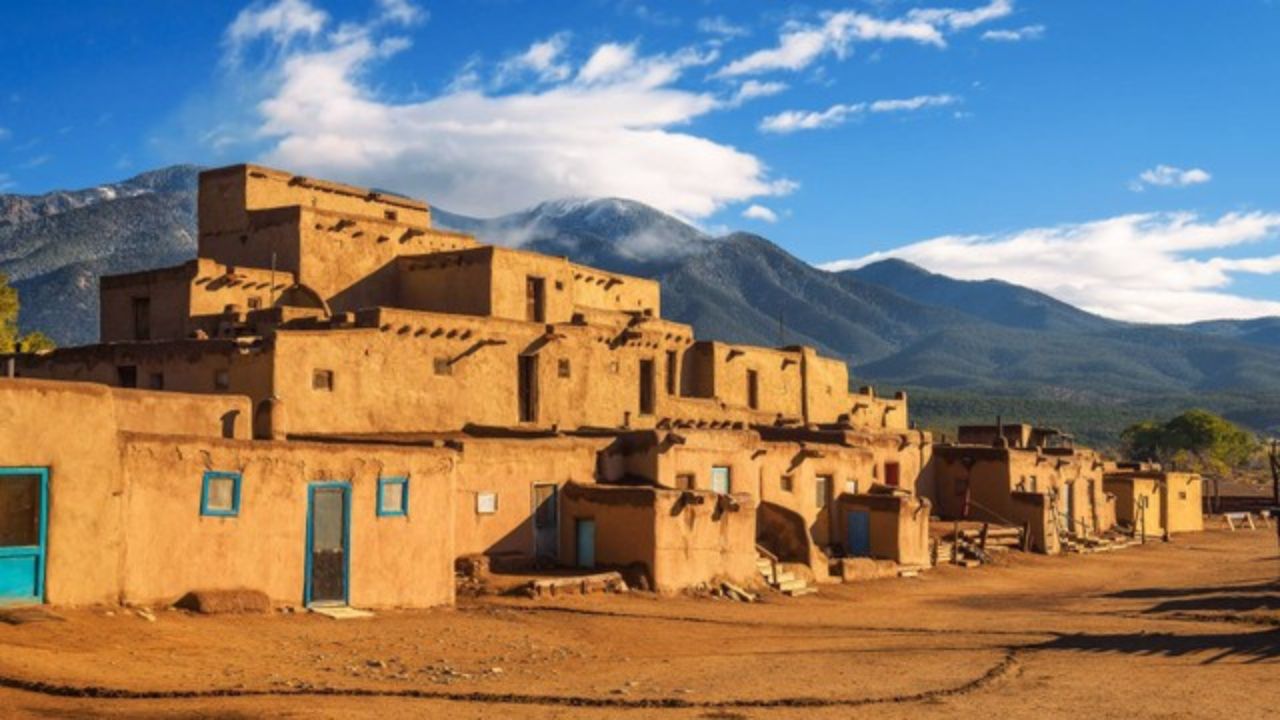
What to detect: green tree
<box><xmin>0</xmin><ymin>273</ymin><xmax>55</xmax><ymax>353</ymax></box>
<box><xmin>1121</xmin><ymin>409</ymin><xmax>1258</xmax><ymax>476</ymax></box>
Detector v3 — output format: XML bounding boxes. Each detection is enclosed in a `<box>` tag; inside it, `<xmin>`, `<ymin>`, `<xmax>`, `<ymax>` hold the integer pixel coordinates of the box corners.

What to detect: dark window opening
<box><xmin>518</xmin><ymin>354</ymin><xmax>538</xmax><ymax>423</ymax></box>
<box><xmin>747</xmin><ymin>369</ymin><xmax>759</xmax><ymax>410</ymax></box>
<box><xmin>148</xmin><ymin>372</ymin><xmax>164</xmax><ymax>390</ymax></box>
<box><xmin>526</xmin><ymin>276</ymin><xmax>546</xmax><ymax>323</ymax></box>
<box><xmin>558</xmin><ymin>358</ymin><xmax>571</xmax><ymax>378</ymax></box>
<box><xmin>247</xmin><ymin>296</ymin><xmax>263</xmax><ymax>310</ymax></box>
<box><xmin>214</xmin><ymin>369</ymin><xmax>231</xmax><ymax>391</ymax></box>
<box><xmin>665</xmin><ymin>350</ymin><xmax>677</xmax><ymax>395</ymax></box>
<box><xmin>385</xmin><ymin>209</ymin><xmax>398</xmax><ymax>221</ymax></box>
<box><xmin>132</xmin><ymin>297</ymin><xmax>151</xmax><ymax>341</ymax></box>
<box><xmin>433</xmin><ymin>357</ymin><xmax>452</xmax><ymax>376</ymax></box>
<box><xmin>313</xmin><ymin>369</ymin><xmax>335</xmax><ymax>391</ymax></box>
<box><xmin>781</xmin><ymin>474</ymin><xmax>794</xmax><ymax>492</ymax></box>
<box><xmin>675</xmin><ymin>474</ymin><xmax>695</xmax><ymax>490</ymax></box>
<box><xmin>117</xmin><ymin>365</ymin><xmax>138</xmax><ymax>388</ymax></box>
<box><xmin>639</xmin><ymin>359</ymin><xmax>655</xmax><ymax>415</ymax></box>
<box><xmin>0</xmin><ymin>473</ymin><xmax>41</xmax><ymax>547</ymax></box>
<box><xmin>884</xmin><ymin>462</ymin><xmax>901</xmax><ymax>487</ymax></box>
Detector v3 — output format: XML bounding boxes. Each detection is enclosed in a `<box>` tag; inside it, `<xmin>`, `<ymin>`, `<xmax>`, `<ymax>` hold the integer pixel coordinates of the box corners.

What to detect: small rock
<box><xmin>136</xmin><ymin>608</ymin><xmax>157</xmax><ymax>622</ymax></box>
<box><xmin>366</xmin><ymin>659</ymin><xmax>386</xmax><ymax>669</ymax></box>
<box><xmin>489</xmin><ymin>667</ymin><xmax>504</xmax><ymax>674</ymax></box>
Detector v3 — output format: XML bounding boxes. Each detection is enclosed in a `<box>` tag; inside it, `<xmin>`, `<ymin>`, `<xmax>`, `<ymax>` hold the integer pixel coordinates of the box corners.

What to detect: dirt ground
<box><xmin>1</xmin><ymin>527</ymin><xmax>1277</xmax><ymax>719</ymax></box>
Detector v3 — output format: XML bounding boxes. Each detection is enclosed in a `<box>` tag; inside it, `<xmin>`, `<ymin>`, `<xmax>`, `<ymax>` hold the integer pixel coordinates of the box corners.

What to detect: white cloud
<box><xmin>718</xmin><ymin>1</ymin><xmax>1013</xmax><ymax>76</ymax></box>
<box><xmin>760</xmin><ymin>93</ymin><xmax>958</xmax><ymax>133</ymax></box>
<box><xmin>231</xmin><ymin>7</ymin><xmax>791</xmax><ymax>220</ymax></box>
<box><xmin>731</xmin><ymin>80</ymin><xmax>787</xmax><ymax>105</ymax></box>
<box><xmin>1130</xmin><ymin>164</ymin><xmax>1212</xmax><ymax>191</ymax></box>
<box><xmin>698</xmin><ymin>16</ymin><xmax>749</xmax><ymax>39</ymax></box>
<box><xmin>742</xmin><ymin>204</ymin><xmax>778</xmax><ymax>223</ymax></box>
<box><xmin>375</xmin><ymin>0</ymin><xmax>424</xmax><ymax>26</ymax></box>
<box><xmin>822</xmin><ymin>211</ymin><xmax>1280</xmax><ymax>323</ymax></box>
<box><xmin>981</xmin><ymin>24</ymin><xmax>1045</xmax><ymax>42</ymax></box>
<box><xmin>496</xmin><ymin>33</ymin><xmax>572</xmax><ymax>85</ymax></box>
<box><xmin>225</xmin><ymin>0</ymin><xmax>328</xmax><ymax>54</ymax></box>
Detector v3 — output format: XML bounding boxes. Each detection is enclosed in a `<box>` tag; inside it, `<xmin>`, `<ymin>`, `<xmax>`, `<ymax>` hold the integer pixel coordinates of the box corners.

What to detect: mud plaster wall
<box><xmin>650</xmin><ymin>491</ymin><xmax>758</xmax><ymax>594</ymax></box>
<box><xmin>1162</xmin><ymin>473</ymin><xmax>1203</xmax><ymax>533</ymax></box>
<box><xmin>109</xmin><ymin>387</ymin><xmax>252</xmax><ymax>440</ymax></box>
<box><xmin>0</xmin><ymin>380</ymin><xmax>128</xmax><ymax>605</ymax></box>
<box><xmin>119</xmin><ymin>435</ymin><xmax>455</xmax><ymax>608</ymax></box>
<box><xmin>453</xmin><ymin>438</ymin><xmax>605</xmax><ymax>559</ymax></box>
<box><xmin>835</xmin><ymin>494</ymin><xmax>931</xmax><ymax>566</ymax></box>
<box><xmin>559</xmin><ymin>484</ymin><xmax>656</xmax><ymax>577</ymax></box>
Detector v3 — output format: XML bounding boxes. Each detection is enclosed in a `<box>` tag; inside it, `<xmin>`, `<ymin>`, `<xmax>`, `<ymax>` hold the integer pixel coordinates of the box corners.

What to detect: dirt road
<box><xmin>1</xmin><ymin>528</ymin><xmax>1276</xmax><ymax>719</ymax></box>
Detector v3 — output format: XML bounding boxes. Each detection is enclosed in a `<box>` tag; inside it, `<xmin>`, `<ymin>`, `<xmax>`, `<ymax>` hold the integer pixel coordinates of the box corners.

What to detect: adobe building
<box><xmin>1</xmin><ymin>164</ymin><xmax>934</xmax><ymax>608</ymax></box>
<box><xmin>1103</xmin><ymin>463</ymin><xmax>1204</xmax><ymax>539</ymax></box>
<box><xmin>930</xmin><ymin>423</ymin><xmax>1115</xmax><ymax>554</ymax></box>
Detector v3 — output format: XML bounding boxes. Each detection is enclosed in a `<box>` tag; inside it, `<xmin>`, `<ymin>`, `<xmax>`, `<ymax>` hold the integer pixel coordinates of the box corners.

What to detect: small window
<box><xmin>1178</xmin><ymin>491</ymin><xmax>1187</xmax><ymax>500</ymax></box>
<box><xmin>781</xmin><ymin>474</ymin><xmax>794</xmax><ymax>492</ymax></box>
<box><xmin>844</xmin><ymin>479</ymin><xmax>859</xmax><ymax>495</ymax></box>
<box><xmin>313</xmin><ymin>369</ymin><xmax>334</xmax><ymax>391</ymax></box>
<box><xmin>117</xmin><ymin>365</ymin><xmax>138</xmax><ymax>388</ymax></box>
<box><xmin>675</xmin><ymin>473</ymin><xmax>695</xmax><ymax>490</ymax></box>
<box><xmin>433</xmin><ymin>357</ymin><xmax>453</xmax><ymax>376</ymax></box>
<box><xmin>609</xmin><ymin>360</ymin><xmax>620</xmax><ymax>374</ymax></box>
<box><xmin>711</xmin><ymin>466</ymin><xmax>731</xmax><ymax>495</ymax></box>
<box><xmin>558</xmin><ymin>358</ymin><xmax>571</xmax><ymax>378</ymax></box>
<box><xmin>201</xmin><ymin>471</ymin><xmax>241</xmax><ymax>517</ymax></box>
<box><xmin>247</xmin><ymin>296</ymin><xmax>263</xmax><ymax>310</ymax></box>
<box><xmin>815</xmin><ymin>475</ymin><xmax>832</xmax><ymax>509</ymax></box>
<box><xmin>377</xmin><ymin>476</ymin><xmax>409</xmax><ymax>517</ymax></box>
<box><xmin>476</xmin><ymin>492</ymin><xmax>498</xmax><ymax>515</ymax></box>
<box><xmin>149</xmin><ymin>372</ymin><xmax>165</xmax><ymax>390</ymax></box>
<box><xmin>214</xmin><ymin>369</ymin><xmax>230</xmax><ymax>391</ymax></box>
<box><xmin>385</xmin><ymin>209</ymin><xmax>398</xmax><ymax>221</ymax></box>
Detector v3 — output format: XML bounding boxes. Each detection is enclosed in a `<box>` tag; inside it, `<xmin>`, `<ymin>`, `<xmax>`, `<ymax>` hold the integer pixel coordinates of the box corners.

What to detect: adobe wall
<box><xmin>568</xmin><ymin>261</ymin><xmax>661</xmax><ymax>317</ymax></box>
<box><xmin>800</xmin><ymin>350</ymin><xmax>850</xmax><ymax>424</ymax></box>
<box><xmin>398</xmin><ymin>251</ymin><xmax>495</xmax><ymax>318</ymax></box>
<box><xmin>109</xmin><ymin>387</ymin><xmax>252</xmax><ymax>440</ymax></box>
<box><xmin>0</xmin><ymin>380</ymin><xmax>128</xmax><ymax>605</ymax></box>
<box><xmin>452</xmin><ymin>436</ymin><xmax>606</xmax><ymax>559</ymax></box>
<box><xmin>1163</xmin><ymin>472</ymin><xmax>1203</xmax><ymax>533</ymax></box>
<box><xmin>835</xmin><ymin>493</ymin><xmax>931</xmax><ymax>566</ymax></box>
<box><xmin>198</xmin><ymin>165</ymin><xmax>431</xmax><ymax>237</ymax></box>
<box><xmin>690</xmin><ymin>342</ymin><xmax>805</xmax><ymax>419</ymax></box>
<box><xmin>558</xmin><ymin>483</ymin><xmax>756</xmax><ymax>594</ymax></box>
<box><xmin>119</xmin><ymin>434</ymin><xmax>455</xmax><ymax>608</ymax></box>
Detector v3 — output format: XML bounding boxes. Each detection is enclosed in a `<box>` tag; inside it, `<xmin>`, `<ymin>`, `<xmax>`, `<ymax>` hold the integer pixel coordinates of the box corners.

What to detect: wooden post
<box><xmin>1269</xmin><ymin>439</ymin><xmax>1279</xmax><ymax>507</ymax></box>
<box><xmin>979</xmin><ymin>523</ymin><xmax>989</xmax><ymax>554</ymax></box>
<box><xmin>952</xmin><ymin>518</ymin><xmax>960</xmax><ymax>565</ymax></box>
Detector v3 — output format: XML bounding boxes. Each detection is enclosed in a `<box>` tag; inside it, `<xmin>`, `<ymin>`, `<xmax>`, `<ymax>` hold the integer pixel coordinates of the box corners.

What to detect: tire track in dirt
<box><xmin>0</xmin><ymin>651</ymin><xmax>1021</xmax><ymax>710</ymax></box>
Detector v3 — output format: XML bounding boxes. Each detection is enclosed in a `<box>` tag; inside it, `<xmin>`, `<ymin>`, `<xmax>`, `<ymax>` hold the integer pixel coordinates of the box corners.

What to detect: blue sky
<box><xmin>2</xmin><ymin>0</ymin><xmax>1279</xmax><ymax>323</ymax></box>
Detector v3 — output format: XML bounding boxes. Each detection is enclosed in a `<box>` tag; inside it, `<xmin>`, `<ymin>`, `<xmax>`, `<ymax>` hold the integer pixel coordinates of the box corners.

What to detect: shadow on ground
<box><xmin>1031</xmin><ymin>628</ymin><xmax>1280</xmax><ymax>664</ymax></box>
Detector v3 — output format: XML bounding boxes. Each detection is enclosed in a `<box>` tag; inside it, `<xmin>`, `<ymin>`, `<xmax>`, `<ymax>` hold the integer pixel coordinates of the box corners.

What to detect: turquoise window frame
<box><xmin>200</xmin><ymin>470</ymin><xmax>242</xmax><ymax>517</ymax></box>
<box><xmin>376</xmin><ymin>476</ymin><xmax>409</xmax><ymax>517</ymax></box>
<box><xmin>304</xmin><ymin>481</ymin><xmax>351</xmax><ymax>607</ymax></box>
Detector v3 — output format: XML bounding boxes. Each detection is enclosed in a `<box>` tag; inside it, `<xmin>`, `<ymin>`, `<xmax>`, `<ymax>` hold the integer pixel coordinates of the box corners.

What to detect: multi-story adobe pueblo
<box><xmin>0</xmin><ymin>165</ymin><xmax>1199</xmax><ymax>610</ymax></box>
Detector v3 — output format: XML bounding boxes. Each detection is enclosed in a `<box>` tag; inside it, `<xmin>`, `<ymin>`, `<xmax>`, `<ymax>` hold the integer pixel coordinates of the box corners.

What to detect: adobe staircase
<box><xmin>755</xmin><ymin>546</ymin><xmax>817</xmax><ymax>597</ymax></box>
<box><xmin>1049</xmin><ymin>496</ymin><xmax>1140</xmax><ymax>554</ymax></box>
<box><xmin>933</xmin><ymin>523</ymin><xmax>1025</xmax><ymax>568</ymax></box>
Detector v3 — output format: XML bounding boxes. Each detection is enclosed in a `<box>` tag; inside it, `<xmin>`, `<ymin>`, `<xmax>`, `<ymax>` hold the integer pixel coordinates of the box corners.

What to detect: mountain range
<box><xmin>4</xmin><ymin>165</ymin><xmax>1279</xmax><ymax>443</ymax></box>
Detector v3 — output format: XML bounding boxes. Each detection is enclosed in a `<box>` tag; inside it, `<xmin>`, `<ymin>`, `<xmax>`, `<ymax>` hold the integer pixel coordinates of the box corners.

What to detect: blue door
<box><xmin>0</xmin><ymin>468</ymin><xmax>49</xmax><ymax>605</ymax></box>
<box><xmin>846</xmin><ymin>510</ymin><xmax>871</xmax><ymax>557</ymax></box>
<box><xmin>305</xmin><ymin>483</ymin><xmax>350</xmax><ymax>606</ymax></box>
<box><xmin>575</xmin><ymin>518</ymin><xmax>596</xmax><ymax>569</ymax></box>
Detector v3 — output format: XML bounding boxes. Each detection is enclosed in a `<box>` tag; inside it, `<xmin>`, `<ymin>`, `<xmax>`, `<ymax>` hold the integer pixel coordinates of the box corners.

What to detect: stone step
<box><xmin>783</xmin><ymin>586</ymin><xmax>818</xmax><ymax>597</ymax></box>
<box><xmin>776</xmin><ymin>578</ymin><xmax>808</xmax><ymax>592</ymax></box>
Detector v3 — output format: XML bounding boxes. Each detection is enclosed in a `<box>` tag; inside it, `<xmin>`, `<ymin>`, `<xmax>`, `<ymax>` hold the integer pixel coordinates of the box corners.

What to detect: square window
<box><xmin>711</xmin><ymin>466</ymin><xmax>731</xmax><ymax>495</ymax></box>
<box><xmin>377</xmin><ymin>476</ymin><xmax>409</xmax><ymax>517</ymax></box>
<box><xmin>433</xmin><ymin>357</ymin><xmax>453</xmax><ymax>376</ymax></box>
<box><xmin>781</xmin><ymin>475</ymin><xmax>794</xmax><ymax>492</ymax></box>
<box><xmin>558</xmin><ymin>358</ymin><xmax>571</xmax><ymax>378</ymax></box>
<box><xmin>385</xmin><ymin>210</ymin><xmax>398</xmax><ymax>221</ymax></box>
<box><xmin>844</xmin><ymin>479</ymin><xmax>859</xmax><ymax>495</ymax></box>
<box><xmin>476</xmin><ymin>492</ymin><xmax>498</xmax><ymax>515</ymax></box>
<box><xmin>149</xmin><ymin>372</ymin><xmax>165</xmax><ymax>390</ymax></box>
<box><xmin>675</xmin><ymin>473</ymin><xmax>695</xmax><ymax>490</ymax></box>
<box><xmin>313</xmin><ymin>369</ymin><xmax>334</xmax><ymax>391</ymax></box>
<box><xmin>201</xmin><ymin>471</ymin><xmax>241</xmax><ymax>517</ymax></box>
<box><xmin>214</xmin><ymin>369</ymin><xmax>230</xmax><ymax>391</ymax></box>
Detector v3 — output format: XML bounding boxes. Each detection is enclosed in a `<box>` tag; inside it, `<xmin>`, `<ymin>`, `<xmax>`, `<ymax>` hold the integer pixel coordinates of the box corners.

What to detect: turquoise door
<box><xmin>575</xmin><ymin>519</ymin><xmax>596</xmax><ymax>569</ymax></box>
<box><xmin>846</xmin><ymin>510</ymin><xmax>871</xmax><ymax>557</ymax></box>
<box><xmin>0</xmin><ymin>468</ymin><xmax>49</xmax><ymax>605</ymax></box>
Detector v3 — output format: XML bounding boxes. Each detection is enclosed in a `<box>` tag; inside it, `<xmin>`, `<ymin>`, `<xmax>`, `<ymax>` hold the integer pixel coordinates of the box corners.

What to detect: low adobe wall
<box><xmin>835</xmin><ymin>493</ymin><xmax>931</xmax><ymax>567</ymax></box>
<box><xmin>559</xmin><ymin>482</ymin><xmax>757</xmax><ymax>594</ymax></box>
<box><xmin>120</xmin><ymin>435</ymin><xmax>456</xmax><ymax>608</ymax></box>
<box><xmin>110</xmin><ymin>386</ymin><xmax>253</xmax><ymax>440</ymax></box>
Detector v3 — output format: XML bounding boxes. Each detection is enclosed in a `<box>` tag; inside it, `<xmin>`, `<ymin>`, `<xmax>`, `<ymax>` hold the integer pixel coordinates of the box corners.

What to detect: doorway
<box><xmin>575</xmin><ymin>518</ymin><xmax>596</xmax><ymax>569</ymax></box>
<box><xmin>846</xmin><ymin>510</ymin><xmax>871</xmax><ymax>557</ymax></box>
<box><xmin>0</xmin><ymin>468</ymin><xmax>48</xmax><ymax>605</ymax></box>
<box><xmin>518</xmin><ymin>354</ymin><xmax>538</xmax><ymax>423</ymax></box>
<box><xmin>532</xmin><ymin>484</ymin><xmax>559</xmax><ymax>564</ymax></box>
<box><xmin>638</xmin><ymin>359</ymin><xmax>655</xmax><ymax>415</ymax></box>
<box><xmin>884</xmin><ymin>462</ymin><xmax>901</xmax><ymax>487</ymax></box>
<box><xmin>1063</xmin><ymin>481</ymin><xmax>1076</xmax><ymax>534</ymax></box>
<box><xmin>306</xmin><ymin>483</ymin><xmax>350</xmax><ymax>606</ymax></box>
<box><xmin>525</xmin><ymin>276</ymin><xmax>546</xmax><ymax>323</ymax></box>
<box><xmin>746</xmin><ymin>370</ymin><xmax>759</xmax><ymax>410</ymax></box>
